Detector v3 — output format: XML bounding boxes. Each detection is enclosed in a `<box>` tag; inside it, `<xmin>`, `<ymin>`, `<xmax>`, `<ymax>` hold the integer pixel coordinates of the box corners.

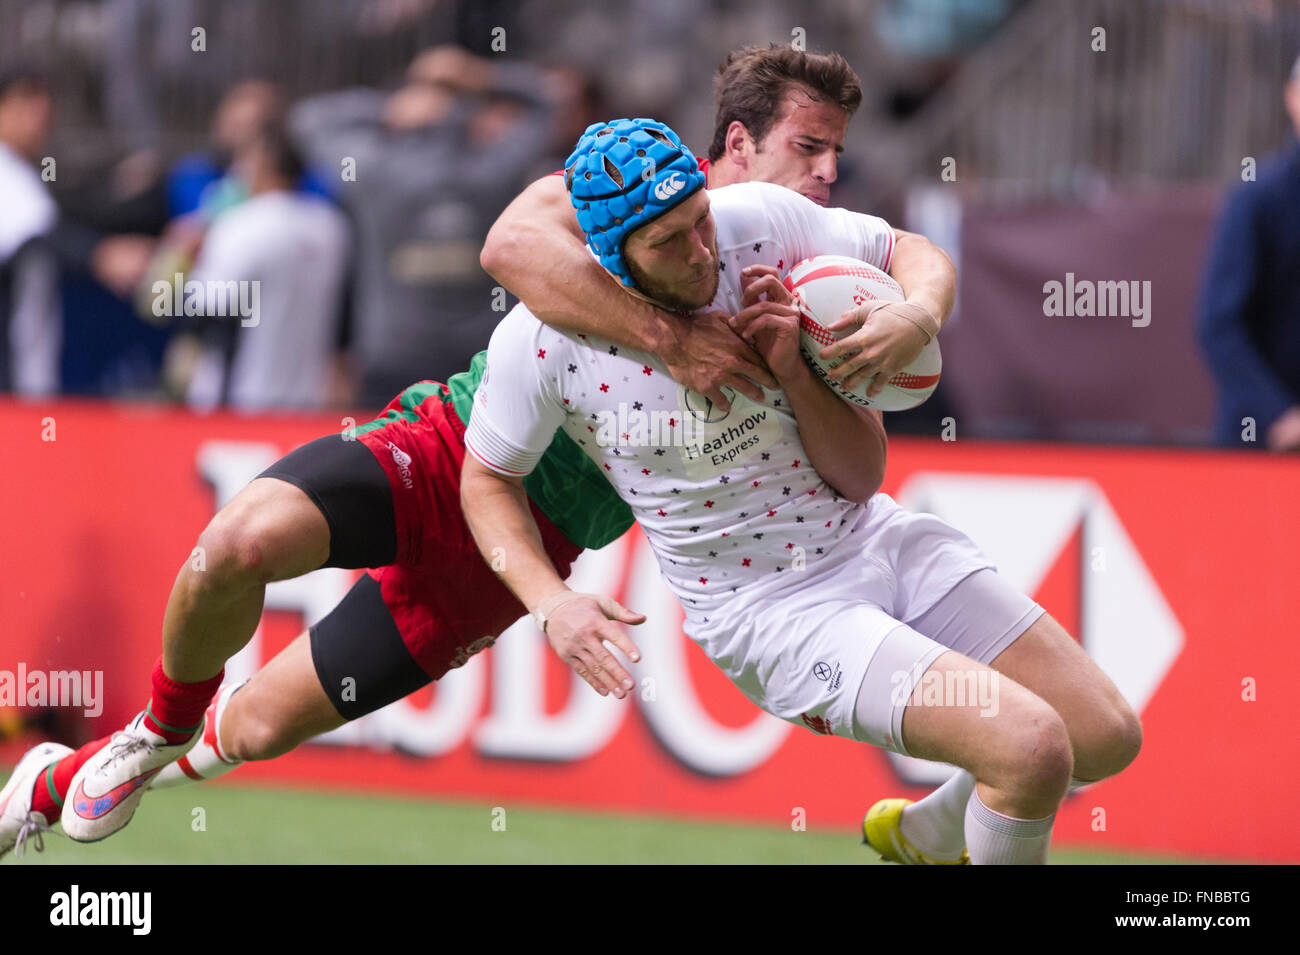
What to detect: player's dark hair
<box><xmin>708</xmin><ymin>44</ymin><xmax>862</xmax><ymax>162</ymax></box>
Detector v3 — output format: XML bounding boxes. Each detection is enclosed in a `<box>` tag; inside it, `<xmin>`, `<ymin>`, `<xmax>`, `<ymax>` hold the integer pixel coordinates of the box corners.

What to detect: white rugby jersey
<box><xmin>466</xmin><ymin>181</ymin><xmax>897</xmax><ymax>617</ymax></box>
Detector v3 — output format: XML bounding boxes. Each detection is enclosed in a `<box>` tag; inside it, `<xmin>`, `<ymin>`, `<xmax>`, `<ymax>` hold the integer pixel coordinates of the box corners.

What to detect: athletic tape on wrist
<box><xmin>875</xmin><ymin>301</ymin><xmax>940</xmax><ymax>344</ymax></box>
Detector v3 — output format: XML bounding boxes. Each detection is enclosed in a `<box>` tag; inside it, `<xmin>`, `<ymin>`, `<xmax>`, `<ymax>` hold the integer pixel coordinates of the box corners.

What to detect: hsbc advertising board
<box><xmin>2</xmin><ymin>400</ymin><xmax>1296</xmax><ymax>860</ymax></box>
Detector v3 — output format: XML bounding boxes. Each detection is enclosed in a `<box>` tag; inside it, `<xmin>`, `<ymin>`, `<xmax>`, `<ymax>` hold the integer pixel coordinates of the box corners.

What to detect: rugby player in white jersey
<box><xmin>461</xmin><ymin>117</ymin><xmax>1142</xmax><ymax>865</ymax></box>
<box><xmin>0</xmin><ymin>46</ymin><xmax>961</xmax><ymax>862</ymax></box>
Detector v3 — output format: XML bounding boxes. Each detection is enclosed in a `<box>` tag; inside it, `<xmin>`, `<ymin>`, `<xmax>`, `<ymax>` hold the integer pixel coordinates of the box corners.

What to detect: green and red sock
<box><xmin>27</xmin><ymin>658</ymin><xmax>223</xmax><ymax>818</ymax></box>
<box><xmin>29</xmin><ymin>739</ymin><xmax>105</xmax><ymax>819</ymax></box>
<box><xmin>143</xmin><ymin>657</ymin><xmax>223</xmax><ymax>744</ymax></box>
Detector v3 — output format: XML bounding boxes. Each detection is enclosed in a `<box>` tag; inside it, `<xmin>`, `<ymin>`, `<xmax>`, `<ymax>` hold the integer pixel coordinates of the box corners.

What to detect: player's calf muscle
<box><xmin>221</xmin><ymin>701</ymin><xmax>302</xmax><ymax>762</ymax></box>
<box><xmin>220</xmin><ymin>633</ymin><xmax>344</xmax><ymax>761</ymax></box>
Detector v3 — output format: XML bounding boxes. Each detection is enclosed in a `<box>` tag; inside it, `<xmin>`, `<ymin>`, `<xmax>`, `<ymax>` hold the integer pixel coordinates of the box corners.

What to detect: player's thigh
<box><xmin>841</xmin><ymin>607</ymin><xmax>1067</xmax><ymax>784</ymax></box>
<box><xmin>210</xmin><ymin>433</ymin><xmax>398</xmax><ymax>582</ymax></box>
<box><xmin>222</xmin><ymin>631</ymin><xmax>345</xmax><ymax>759</ymax></box>
<box><xmin>897</xmin><ymin>648</ymin><xmax>1072</xmax><ymax>789</ymax></box>
<box><xmin>902</xmin><ymin>567</ymin><xmax>1043</xmax><ymax>677</ymax></box>
<box><xmin>309</xmin><ymin>570</ymin><xmax>435</xmax><ymax>722</ymax></box>
<box><xmin>988</xmin><ymin>613</ymin><xmax>1141</xmax><ymax>777</ymax></box>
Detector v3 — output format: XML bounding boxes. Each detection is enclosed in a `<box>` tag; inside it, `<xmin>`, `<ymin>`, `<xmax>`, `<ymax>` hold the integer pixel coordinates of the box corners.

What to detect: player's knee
<box><xmin>192</xmin><ymin>507</ymin><xmax>279</xmax><ymax>591</ymax></box>
<box><xmin>1003</xmin><ymin>704</ymin><xmax>1074</xmax><ymax>801</ymax></box>
<box><xmin>1090</xmin><ymin>701</ymin><xmax>1143</xmax><ymax>780</ymax></box>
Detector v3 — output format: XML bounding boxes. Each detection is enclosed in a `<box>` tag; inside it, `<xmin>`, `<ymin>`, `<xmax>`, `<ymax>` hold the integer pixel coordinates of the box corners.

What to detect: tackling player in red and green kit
<box><xmin>3</xmin><ymin>356</ymin><xmax>645</xmax><ymax>852</ymax></box>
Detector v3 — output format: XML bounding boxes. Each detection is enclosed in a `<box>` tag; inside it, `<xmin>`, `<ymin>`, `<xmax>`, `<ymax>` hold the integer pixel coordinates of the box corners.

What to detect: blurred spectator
<box><xmin>180</xmin><ymin>126</ymin><xmax>350</xmax><ymax>412</ymax></box>
<box><xmin>140</xmin><ymin>81</ymin><xmax>290</xmax><ymax>322</ymax></box>
<box><xmin>141</xmin><ymin>80</ymin><xmax>334</xmax><ymax>320</ymax></box>
<box><xmin>1197</xmin><ymin>54</ymin><xmax>1300</xmax><ymax>452</ymax></box>
<box><xmin>1</xmin><ymin>64</ymin><xmax>177</xmax><ymax>400</ymax></box>
<box><xmin>167</xmin><ymin>80</ymin><xmax>288</xmax><ymax>220</ymax></box>
<box><xmin>526</xmin><ymin>65</ymin><xmax>611</xmax><ymax>180</ymax></box>
<box><xmin>290</xmin><ymin>45</ymin><xmax>559</xmax><ymax>406</ymax></box>
<box><xmin>0</xmin><ymin>67</ymin><xmax>59</xmax><ymax>397</ymax></box>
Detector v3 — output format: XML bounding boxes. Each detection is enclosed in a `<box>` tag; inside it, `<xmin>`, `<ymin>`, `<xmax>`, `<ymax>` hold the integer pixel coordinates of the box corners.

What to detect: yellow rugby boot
<box><xmin>863</xmin><ymin>798</ymin><xmax>970</xmax><ymax>865</ymax></box>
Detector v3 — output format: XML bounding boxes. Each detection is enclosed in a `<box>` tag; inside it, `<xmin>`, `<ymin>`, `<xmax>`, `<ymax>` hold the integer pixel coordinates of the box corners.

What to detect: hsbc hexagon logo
<box><xmin>886</xmin><ymin>473</ymin><xmax>1184</xmax><ymax>787</ymax></box>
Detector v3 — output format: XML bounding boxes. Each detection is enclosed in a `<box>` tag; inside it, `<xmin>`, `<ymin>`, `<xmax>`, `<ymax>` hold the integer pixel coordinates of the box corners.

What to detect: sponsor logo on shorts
<box><xmin>387</xmin><ymin>442</ymin><xmax>414</xmax><ymax>490</ymax></box>
<box><xmin>813</xmin><ymin>660</ymin><xmax>843</xmax><ymax>692</ymax></box>
<box><xmin>447</xmin><ymin>635</ymin><xmax>497</xmax><ymax>670</ymax></box>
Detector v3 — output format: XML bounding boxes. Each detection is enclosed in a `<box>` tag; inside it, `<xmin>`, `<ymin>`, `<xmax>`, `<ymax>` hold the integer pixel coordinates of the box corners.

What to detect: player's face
<box><xmin>747</xmin><ymin>87</ymin><xmax>848</xmax><ymax>206</ymax></box>
<box><xmin>624</xmin><ymin>189</ymin><xmax>720</xmax><ymax>312</ymax></box>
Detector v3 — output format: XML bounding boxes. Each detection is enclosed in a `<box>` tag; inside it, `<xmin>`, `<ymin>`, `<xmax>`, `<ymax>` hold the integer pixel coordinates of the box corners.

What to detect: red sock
<box><xmin>29</xmin><ymin>738</ymin><xmax>106</xmax><ymax>819</ymax></box>
<box><xmin>142</xmin><ymin>657</ymin><xmax>223</xmax><ymax>744</ymax></box>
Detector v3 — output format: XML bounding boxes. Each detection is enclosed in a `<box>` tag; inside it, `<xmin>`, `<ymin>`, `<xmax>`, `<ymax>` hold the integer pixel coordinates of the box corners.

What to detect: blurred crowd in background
<box><xmin>1</xmin><ymin>0</ymin><xmax>1298</xmax><ymax>448</ymax></box>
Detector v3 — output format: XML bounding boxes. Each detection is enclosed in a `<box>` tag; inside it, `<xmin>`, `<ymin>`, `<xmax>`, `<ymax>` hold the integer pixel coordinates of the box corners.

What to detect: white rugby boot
<box><xmin>0</xmin><ymin>741</ymin><xmax>73</xmax><ymax>860</ymax></box>
<box><xmin>61</xmin><ymin>711</ymin><xmax>199</xmax><ymax>842</ymax></box>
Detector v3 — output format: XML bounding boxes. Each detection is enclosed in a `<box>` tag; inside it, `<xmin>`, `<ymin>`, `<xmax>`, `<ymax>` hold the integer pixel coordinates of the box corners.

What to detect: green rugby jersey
<box><xmin>447</xmin><ymin>351</ymin><xmax>634</xmax><ymax>550</ymax></box>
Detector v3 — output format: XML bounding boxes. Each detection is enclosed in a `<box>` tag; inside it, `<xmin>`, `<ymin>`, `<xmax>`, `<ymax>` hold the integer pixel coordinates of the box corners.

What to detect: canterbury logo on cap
<box><xmin>653</xmin><ymin>172</ymin><xmax>686</xmax><ymax>201</ymax></box>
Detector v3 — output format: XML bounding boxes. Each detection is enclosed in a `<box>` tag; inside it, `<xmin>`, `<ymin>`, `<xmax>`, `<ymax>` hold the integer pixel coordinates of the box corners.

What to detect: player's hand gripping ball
<box><xmin>784</xmin><ymin>255</ymin><xmax>942</xmax><ymax>411</ymax></box>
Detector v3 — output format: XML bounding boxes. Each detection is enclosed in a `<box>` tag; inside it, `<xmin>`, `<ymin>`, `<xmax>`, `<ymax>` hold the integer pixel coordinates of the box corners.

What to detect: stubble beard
<box><xmin>627</xmin><ymin>241</ymin><xmax>721</xmax><ymax>314</ymax></box>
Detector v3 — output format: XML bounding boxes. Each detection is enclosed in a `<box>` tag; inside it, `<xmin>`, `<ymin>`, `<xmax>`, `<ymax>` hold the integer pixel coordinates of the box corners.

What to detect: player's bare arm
<box><xmin>821</xmin><ymin>228</ymin><xmax>956</xmax><ymax>395</ymax></box>
<box><xmin>459</xmin><ymin>454</ymin><xmax>644</xmax><ymax>699</ymax></box>
<box><xmin>733</xmin><ymin>265</ymin><xmax>886</xmax><ymax>502</ymax></box>
<box><xmin>479</xmin><ymin>173</ymin><xmax>775</xmax><ymax>410</ymax></box>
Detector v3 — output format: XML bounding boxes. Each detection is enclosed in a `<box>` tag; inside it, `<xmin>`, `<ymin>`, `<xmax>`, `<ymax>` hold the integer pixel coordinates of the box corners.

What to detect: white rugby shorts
<box><xmin>686</xmin><ymin>494</ymin><xmax>1044</xmax><ymax>751</ymax></box>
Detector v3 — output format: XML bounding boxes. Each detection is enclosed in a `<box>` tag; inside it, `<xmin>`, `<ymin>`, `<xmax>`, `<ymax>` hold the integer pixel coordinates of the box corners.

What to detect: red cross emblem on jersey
<box><xmin>800</xmin><ymin>713</ymin><xmax>833</xmax><ymax>735</ymax></box>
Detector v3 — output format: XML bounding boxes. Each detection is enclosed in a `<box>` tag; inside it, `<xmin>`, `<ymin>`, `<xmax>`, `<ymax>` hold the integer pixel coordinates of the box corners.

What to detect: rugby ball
<box><xmin>784</xmin><ymin>254</ymin><xmax>941</xmax><ymax>411</ymax></box>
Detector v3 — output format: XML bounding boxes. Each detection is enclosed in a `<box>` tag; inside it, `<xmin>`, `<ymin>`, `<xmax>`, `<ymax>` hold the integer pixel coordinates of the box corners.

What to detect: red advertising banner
<box><xmin>1</xmin><ymin>398</ymin><xmax>1296</xmax><ymax>860</ymax></box>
